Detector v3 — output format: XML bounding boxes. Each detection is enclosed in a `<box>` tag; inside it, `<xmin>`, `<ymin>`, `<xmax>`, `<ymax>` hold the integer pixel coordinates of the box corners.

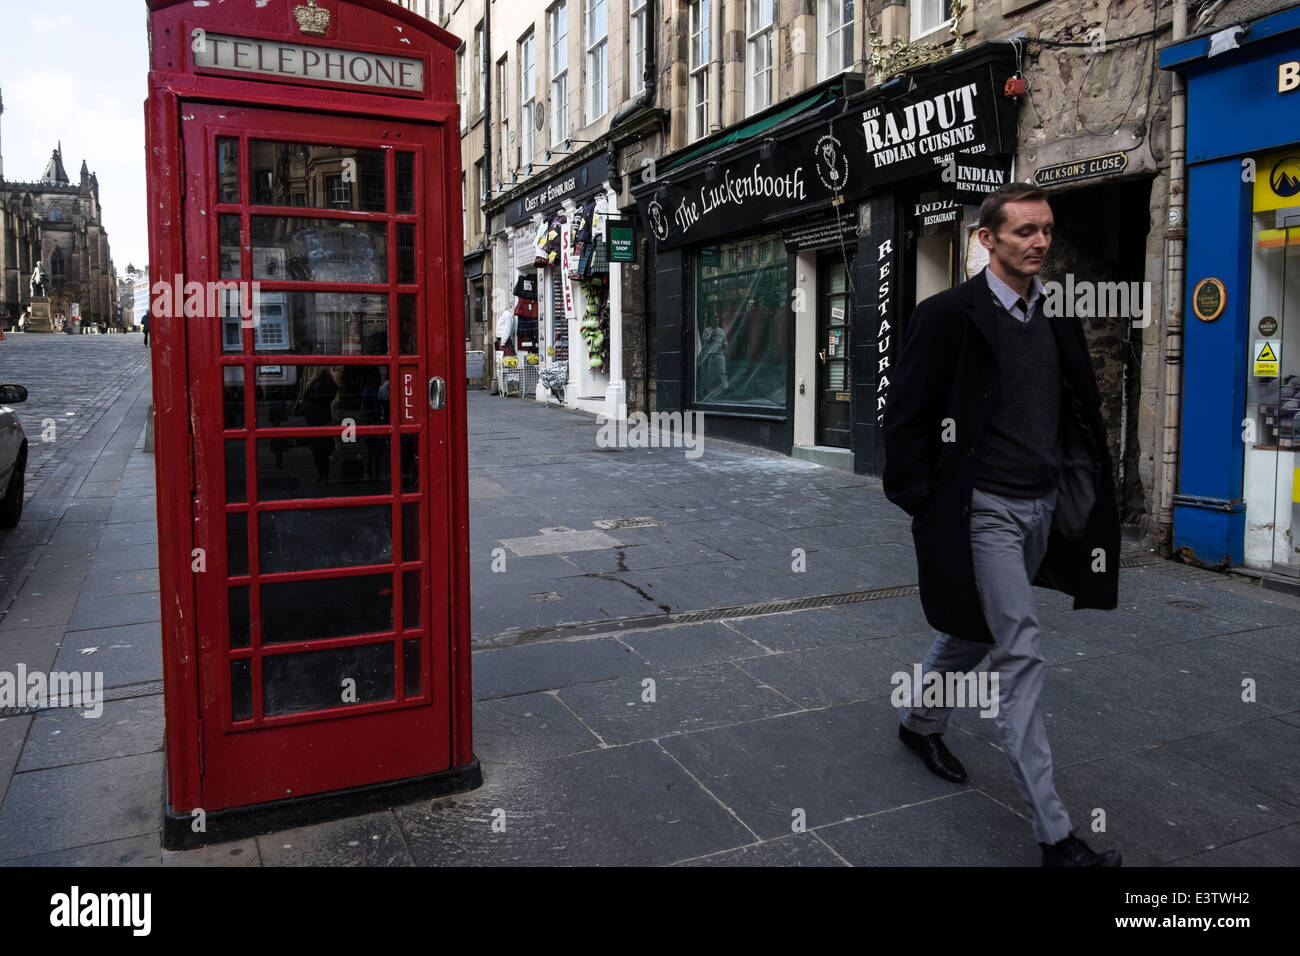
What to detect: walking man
<box><xmin>882</xmin><ymin>182</ymin><xmax>1122</xmax><ymax>867</ymax></box>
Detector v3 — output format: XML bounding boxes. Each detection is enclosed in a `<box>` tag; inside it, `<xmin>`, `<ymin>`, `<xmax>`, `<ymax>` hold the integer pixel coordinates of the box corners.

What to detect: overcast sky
<box><xmin>3</xmin><ymin>4</ymin><xmax>151</xmax><ymax>272</ymax></box>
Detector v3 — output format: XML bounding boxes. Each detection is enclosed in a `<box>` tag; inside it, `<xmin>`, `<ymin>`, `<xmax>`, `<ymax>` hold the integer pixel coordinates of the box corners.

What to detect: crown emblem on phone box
<box><xmin>294</xmin><ymin>0</ymin><xmax>331</xmax><ymax>36</ymax></box>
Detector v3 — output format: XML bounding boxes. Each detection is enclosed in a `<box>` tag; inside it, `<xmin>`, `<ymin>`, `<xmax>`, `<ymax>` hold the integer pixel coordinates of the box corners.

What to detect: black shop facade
<box><xmin>633</xmin><ymin>44</ymin><xmax>1019</xmax><ymax>474</ymax></box>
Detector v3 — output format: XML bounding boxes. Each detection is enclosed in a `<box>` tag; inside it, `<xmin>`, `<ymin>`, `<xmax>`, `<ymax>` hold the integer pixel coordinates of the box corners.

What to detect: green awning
<box><xmin>659</xmin><ymin>86</ymin><xmax>841</xmax><ymax>175</ymax></box>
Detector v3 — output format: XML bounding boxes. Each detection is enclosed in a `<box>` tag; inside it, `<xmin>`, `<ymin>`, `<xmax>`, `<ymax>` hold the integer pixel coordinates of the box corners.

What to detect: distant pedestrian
<box><xmin>883</xmin><ymin>182</ymin><xmax>1122</xmax><ymax>868</ymax></box>
<box><xmin>142</xmin><ymin>313</ymin><xmax>150</xmax><ymax>347</ymax></box>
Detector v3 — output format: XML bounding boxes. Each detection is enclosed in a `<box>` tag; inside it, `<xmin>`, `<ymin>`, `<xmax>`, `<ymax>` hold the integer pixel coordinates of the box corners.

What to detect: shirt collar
<box><xmin>985</xmin><ymin>267</ymin><xmax>1044</xmax><ymax>314</ymax></box>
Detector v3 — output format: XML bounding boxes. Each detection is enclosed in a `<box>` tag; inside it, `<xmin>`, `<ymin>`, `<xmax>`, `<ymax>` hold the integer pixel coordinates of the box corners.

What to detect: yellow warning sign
<box><xmin>1254</xmin><ymin>340</ymin><xmax>1279</xmax><ymax>377</ymax></box>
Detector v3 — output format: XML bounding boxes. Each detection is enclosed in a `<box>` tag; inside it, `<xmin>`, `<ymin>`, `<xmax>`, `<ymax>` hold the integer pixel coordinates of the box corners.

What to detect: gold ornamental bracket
<box><xmin>870</xmin><ymin>0</ymin><xmax>969</xmax><ymax>84</ymax></box>
<box><xmin>294</xmin><ymin>0</ymin><xmax>331</xmax><ymax>36</ymax></box>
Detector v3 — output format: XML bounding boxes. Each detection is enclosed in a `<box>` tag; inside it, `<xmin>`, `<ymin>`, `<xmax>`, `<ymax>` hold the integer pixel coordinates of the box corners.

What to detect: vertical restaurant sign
<box><xmin>875</xmin><ymin>237</ymin><xmax>896</xmax><ymax>426</ymax></box>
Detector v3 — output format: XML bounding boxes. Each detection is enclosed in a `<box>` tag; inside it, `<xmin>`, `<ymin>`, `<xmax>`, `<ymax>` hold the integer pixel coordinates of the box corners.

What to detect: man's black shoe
<box><xmin>898</xmin><ymin>725</ymin><xmax>968</xmax><ymax>783</ymax></box>
<box><xmin>1040</xmin><ymin>832</ymin><xmax>1122</xmax><ymax>867</ymax></box>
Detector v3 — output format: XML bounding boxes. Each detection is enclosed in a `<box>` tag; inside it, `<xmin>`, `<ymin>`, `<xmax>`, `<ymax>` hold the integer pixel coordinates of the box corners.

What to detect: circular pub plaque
<box><xmin>1193</xmin><ymin>277</ymin><xmax>1226</xmax><ymax>322</ymax></box>
<box><xmin>1259</xmin><ymin>316</ymin><xmax>1279</xmax><ymax>337</ymax></box>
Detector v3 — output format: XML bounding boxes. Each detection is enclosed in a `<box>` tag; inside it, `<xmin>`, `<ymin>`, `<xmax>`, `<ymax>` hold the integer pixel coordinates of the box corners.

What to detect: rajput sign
<box><xmin>852</xmin><ymin>69</ymin><xmax>1018</xmax><ymax>188</ymax></box>
<box><xmin>862</xmin><ymin>83</ymin><xmax>982</xmax><ymax>170</ymax></box>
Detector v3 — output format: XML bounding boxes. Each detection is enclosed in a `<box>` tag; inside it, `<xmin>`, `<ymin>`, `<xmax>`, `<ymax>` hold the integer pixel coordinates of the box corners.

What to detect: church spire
<box><xmin>42</xmin><ymin>142</ymin><xmax>68</xmax><ymax>184</ymax></box>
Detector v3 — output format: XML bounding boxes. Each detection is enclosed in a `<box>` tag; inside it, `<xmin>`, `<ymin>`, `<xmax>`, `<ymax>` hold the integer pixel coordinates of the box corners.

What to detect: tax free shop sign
<box><xmin>635</xmin><ymin>59</ymin><xmax>1016</xmax><ymax>251</ymax></box>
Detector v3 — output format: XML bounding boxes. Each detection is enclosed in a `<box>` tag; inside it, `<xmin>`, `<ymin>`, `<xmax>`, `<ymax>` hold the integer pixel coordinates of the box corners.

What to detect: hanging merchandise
<box><xmin>538</xmin><ymin>214</ymin><xmax>563</xmax><ymax>267</ymax></box>
<box><xmin>534</xmin><ymin>219</ymin><xmax>551</xmax><ymax>267</ymax></box>
<box><xmin>494</xmin><ymin>306</ymin><xmax>517</xmax><ymax>356</ymax></box>
<box><xmin>551</xmin><ymin>270</ymin><xmax>568</xmax><ymax>361</ymax></box>
<box><xmin>568</xmin><ymin>199</ymin><xmax>597</xmax><ymax>281</ymax></box>
<box><xmin>577</xmin><ymin>276</ymin><xmax>610</xmax><ymax>372</ymax></box>
<box><xmin>579</xmin><ymin>199</ymin><xmax>601</xmax><ymax>279</ymax></box>
<box><xmin>513</xmin><ymin>273</ymin><xmax>538</xmax><ymax>300</ymax></box>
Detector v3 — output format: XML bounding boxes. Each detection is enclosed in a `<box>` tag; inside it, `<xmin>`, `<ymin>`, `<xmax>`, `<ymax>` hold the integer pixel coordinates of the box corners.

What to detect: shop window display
<box><xmin>693</xmin><ymin>233</ymin><xmax>789</xmax><ymax>407</ymax></box>
<box><xmin>1244</xmin><ymin>204</ymin><xmax>1300</xmax><ymax>571</ymax></box>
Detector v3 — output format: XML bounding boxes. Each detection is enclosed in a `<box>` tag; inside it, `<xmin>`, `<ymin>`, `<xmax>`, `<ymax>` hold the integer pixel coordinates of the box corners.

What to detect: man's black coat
<box><xmin>881</xmin><ymin>269</ymin><xmax>1120</xmax><ymax>644</ymax></box>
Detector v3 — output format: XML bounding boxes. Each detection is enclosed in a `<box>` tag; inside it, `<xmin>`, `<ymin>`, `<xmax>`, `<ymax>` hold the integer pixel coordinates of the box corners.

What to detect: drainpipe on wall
<box><xmin>609</xmin><ymin>0</ymin><xmax>659</xmax><ymax>414</ymax></box>
<box><xmin>1158</xmin><ymin>0</ymin><xmax>1188</xmax><ymax>556</ymax></box>
<box><xmin>710</xmin><ymin>0</ymin><xmax>723</xmax><ymax>133</ymax></box>
<box><xmin>612</xmin><ymin>0</ymin><xmax>658</xmax><ymax>124</ymax></box>
<box><xmin>484</xmin><ymin>0</ymin><xmax>492</xmax><ymax>202</ymax></box>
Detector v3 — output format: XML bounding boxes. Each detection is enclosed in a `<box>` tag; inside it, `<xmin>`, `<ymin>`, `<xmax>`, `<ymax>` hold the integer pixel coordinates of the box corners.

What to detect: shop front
<box><xmin>493</xmin><ymin>153</ymin><xmax>626</xmax><ymax>418</ymax></box>
<box><xmin>1162</xmin><ymin>6</ymin><xmax>1300</xmax><ymax>576</ymax></box>
<box><xmin>636</xmin><ymin>46</ymin><xmax>1018</xmax><ymax>474</ymax></box>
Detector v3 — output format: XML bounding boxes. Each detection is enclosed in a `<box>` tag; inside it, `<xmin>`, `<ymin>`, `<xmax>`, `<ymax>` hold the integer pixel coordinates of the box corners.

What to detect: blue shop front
<box><xmin>1162</xmin><ymin>6</ymin><xmax>1300</xmax><ymax>575</ymax></box>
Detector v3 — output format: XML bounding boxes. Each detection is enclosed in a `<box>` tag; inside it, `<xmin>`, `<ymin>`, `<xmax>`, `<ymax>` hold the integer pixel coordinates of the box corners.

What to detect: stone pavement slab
<box><xmin>658</xmin><ymin>698</ymin><xmax>969</xmax><ymax>842</ymax></box>
<box><xmin>472</xmin><ymin>691</ymin><xmax>604</xmax><ymax>766</ymax></box>
<box><xmin>1174</xmin><ymin>823</ymin><xmax>1300</xmax><ymax>866</ymax></box>
<box><xmin>674</xmin><ymin>832</ymin><xmax>849</xmax><ymax>866</ymax></box>
<box><xmin>473</xmin><ymin>636</ymin><xmax>647</xmax><ymax>699</ymax></box>
<box><xmin>555</xmin><ymin>661</ymin><xmax>800</xmax><ymax>744</ymax></box>
<box><xmin>395</xmin><ymin>741</ymin><xmax>757</xmax><ymax>866</ymax></box>
<box><xmin>814</xmin><ymin>790</ymin><xmax>1044</xmax><ymax>867</ymax></box>
<box><xmin>0</xmin><ymin>751</ymin><xmax>163</xmax><ymax>861</ymax></box>
<box><xmin>16</xmin><ymin>696</ymin><xmax>164</xmax><ymax>772</ymax></box>
<box><xmin>617</xmin><ymin>622</ymin><xmax>769</xmax><ymax>669</ymax></box>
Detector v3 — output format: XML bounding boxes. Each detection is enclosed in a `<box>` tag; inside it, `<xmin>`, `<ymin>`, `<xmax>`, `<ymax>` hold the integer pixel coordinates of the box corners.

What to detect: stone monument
<box><xmin>27</xmin><ymin>264</ymin><xmax>54</xmax><ymax>332</ymax></box>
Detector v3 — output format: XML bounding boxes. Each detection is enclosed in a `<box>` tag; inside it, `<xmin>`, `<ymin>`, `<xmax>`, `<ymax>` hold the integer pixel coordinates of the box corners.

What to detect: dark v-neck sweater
<box><xmin>971</xmin><ymin>293</ymin><xmax>1064</xmax><ymax>499</ymax></box>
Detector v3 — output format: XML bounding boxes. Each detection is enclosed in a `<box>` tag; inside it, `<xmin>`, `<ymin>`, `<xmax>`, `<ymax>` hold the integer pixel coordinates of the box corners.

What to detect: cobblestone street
<box><xmin>0</xmin><ymin>332</ymin><xmax>151</xmax><ymax>501</ymax></box>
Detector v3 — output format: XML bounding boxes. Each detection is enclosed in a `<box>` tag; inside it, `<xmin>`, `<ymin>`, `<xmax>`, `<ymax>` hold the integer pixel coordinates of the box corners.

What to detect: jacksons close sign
<box><xmin>635</xmin><ymin>62</ymin><xmax>1016</xmax><ymax>251</ymax></box>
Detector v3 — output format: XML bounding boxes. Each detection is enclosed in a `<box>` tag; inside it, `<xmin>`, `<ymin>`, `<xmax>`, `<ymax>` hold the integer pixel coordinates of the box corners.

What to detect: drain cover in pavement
<box><xmin>593</xmin><ymin>517</ymin><xmax>663</xmax><ymax>530</ymax></box>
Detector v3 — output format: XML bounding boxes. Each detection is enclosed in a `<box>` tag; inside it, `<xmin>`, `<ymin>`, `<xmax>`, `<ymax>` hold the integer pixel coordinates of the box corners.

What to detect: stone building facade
<box><xmin>1</xmin><ymin>103</ymin><xmax>117</xmax><ymax>329</ymax></box>
<box><xmin>626</xmin><ymin>0</ymin><xmax>1263</xmax><ymax>542</ymax></box>
<box><xmin>407</xmin><ymin>0</ymin><xmax>1282</xmax><ymax>542</ymax></box>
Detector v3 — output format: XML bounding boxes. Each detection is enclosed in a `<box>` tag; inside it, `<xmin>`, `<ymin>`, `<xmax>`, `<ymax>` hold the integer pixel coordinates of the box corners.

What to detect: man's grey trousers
<box><xmin>900</xmin><ymin>486</ymin><xmax>1073</xmax><ymax>844</ymax></box>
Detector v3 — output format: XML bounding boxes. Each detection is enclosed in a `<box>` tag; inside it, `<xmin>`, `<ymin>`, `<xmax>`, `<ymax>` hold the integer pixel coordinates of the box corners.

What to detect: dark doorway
<box><xmin>816</xmin><ymin>251</ymin><xmax>854</xmax><ymax>447</ymax></box>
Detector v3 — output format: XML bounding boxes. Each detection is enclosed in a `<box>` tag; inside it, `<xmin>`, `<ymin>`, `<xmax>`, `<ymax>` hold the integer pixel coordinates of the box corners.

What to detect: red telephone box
<box><xmin>144</xmin><ymin>0</ymin><xmax>479</xmax><ymax>849</ymax></box>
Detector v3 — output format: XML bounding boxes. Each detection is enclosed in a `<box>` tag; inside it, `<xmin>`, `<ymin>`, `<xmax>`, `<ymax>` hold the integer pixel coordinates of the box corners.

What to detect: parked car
<box><xmin>0</xmin><ymin>385</ymin><xmax>29</xmax><ymax>528</ymax></box>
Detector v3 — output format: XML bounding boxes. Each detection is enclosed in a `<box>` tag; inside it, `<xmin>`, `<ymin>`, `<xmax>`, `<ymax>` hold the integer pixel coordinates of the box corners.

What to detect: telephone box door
<box><xmin>181</xmin><ymin>103</ymin><xmax>453</xmax><ymax>809</ymax></box>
